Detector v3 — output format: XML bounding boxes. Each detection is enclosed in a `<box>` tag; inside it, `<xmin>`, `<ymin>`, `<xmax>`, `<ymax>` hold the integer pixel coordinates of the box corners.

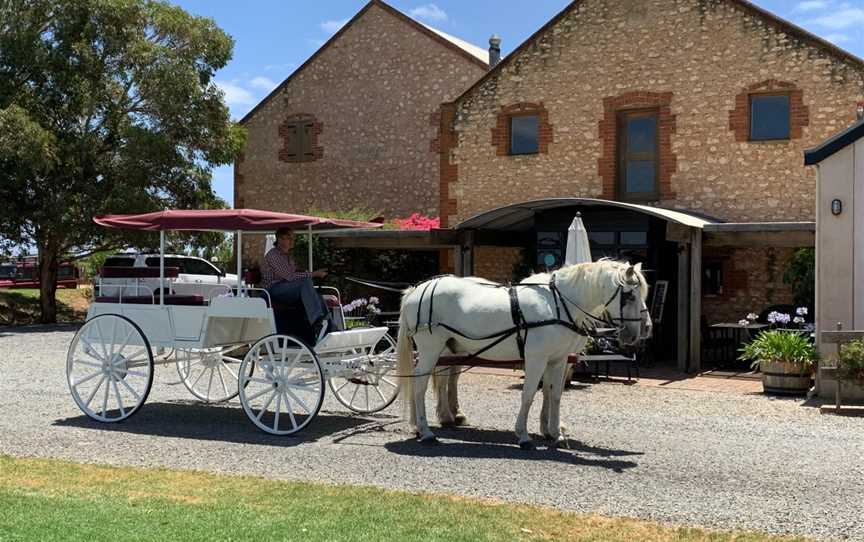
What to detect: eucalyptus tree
<box><xmin>0</xmin><ymin>0</ymin><xmax>245</xmax><ymax>322</ymax></box>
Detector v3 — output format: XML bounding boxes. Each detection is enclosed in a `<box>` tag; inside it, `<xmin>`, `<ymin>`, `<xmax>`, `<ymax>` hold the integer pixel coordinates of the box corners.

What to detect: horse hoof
<box><xmin>453</xmin><ymin>414</ymin><xmax>468</xmax><ymax>426</ymax></box>
<box><xmin>519</xmin><ymin>440</ymin><xmax>536</xmax><ymax>451</ymax></box>
<box><xmin>419</xmin><ymin>436</ymin><xmax>440</xmax><ymax>446</ymax></box>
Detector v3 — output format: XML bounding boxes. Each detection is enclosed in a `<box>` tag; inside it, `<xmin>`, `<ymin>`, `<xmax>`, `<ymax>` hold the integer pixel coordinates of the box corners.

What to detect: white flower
<box><xmin>738</xmin><ymin>319</ymin><xmax>750</xmax><ymax>327</ymax></box>
<box><xmin>796</xmin><ymin>307</ymin><xmax>808</xmax><ymax>316</ymax></box>
<box><xmin>369</xmin><ymin>296</ymin><xmax>380</xmax><ymax>305</ymax></box>
<box><xmin>793</xmin><ymin>316</ymin><xmax>805</xmax><ymax>324</ymax></box>
<box><xmin>776</xmin><ymin>313</ymin><xmax>791</xmax><ymax>325</ymax></box>
<box><xmin>747</xmin><ymin>313</ymin><xmax>758</xmax><ymax>321</ymax></box>
<box><xmin>767</xmin><ymin>312</ymin><xmax>779</xmax><ymax>324</ymax></box>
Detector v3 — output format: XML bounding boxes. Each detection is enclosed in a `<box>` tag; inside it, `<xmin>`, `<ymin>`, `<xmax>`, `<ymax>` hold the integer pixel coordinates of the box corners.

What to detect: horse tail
<box><xmin>397</xmin><ymin>288</ymin><xmax>417</xmax><ymax>430</ymax></box>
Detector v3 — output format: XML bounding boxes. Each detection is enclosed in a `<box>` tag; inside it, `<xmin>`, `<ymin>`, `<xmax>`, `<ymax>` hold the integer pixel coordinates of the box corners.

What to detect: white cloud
<box><xmin>249</xmin><ymin>76</ymin><xmax>277</xmax><ymax>91</ymax></box>
<box><xmin>795</xmin><ymin>0</ymin><xmax>830</xmax><ymax>11</ymax></box>
<box><xmin>824</xmin><ymin>32</ymin><xmax>852</xmax><ymax>43</ymax></box>
<box><xmin>215</xmin><ymin>80</ymin><xmax>255</xmax><ymax>106</ymax></box>
<box><xmin>320</xmin><ymin>18</ymin><xmax>348</xmax><ymax>34</ymax></box>
<box><xmin>809</xmin><ymin>7</ymin><xmax>864</xmax><ymax>29</ymax></box>
<box><xmin>409</xmin><ymin>3</ymin><xmax>448</xmax><ymax>22</ymax></box>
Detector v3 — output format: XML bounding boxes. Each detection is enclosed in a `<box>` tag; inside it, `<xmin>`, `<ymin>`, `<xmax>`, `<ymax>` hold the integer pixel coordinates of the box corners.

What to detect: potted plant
<box><xmin>835</xmin><ymin>339</ymin><xmax>864</xmax><ymax>401</ymax></box>
<box><xmin>738</xmin><ymin>329</ymin><xmax>817</xmax><ymax>395</ymax></box>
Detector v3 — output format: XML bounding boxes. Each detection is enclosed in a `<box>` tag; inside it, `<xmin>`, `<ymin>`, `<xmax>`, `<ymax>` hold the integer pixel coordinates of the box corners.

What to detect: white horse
<box><xmin>396</xmin><ymin>260</ymin><xmax>651</xmax><ymax>449</ymax></box>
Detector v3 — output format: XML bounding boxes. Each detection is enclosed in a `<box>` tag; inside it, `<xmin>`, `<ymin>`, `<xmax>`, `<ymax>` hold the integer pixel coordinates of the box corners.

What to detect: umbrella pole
<box><xmin>236</xmin><ymin>230</ymin><xmax>242</xmax><ymax>296</ymax></box>
<box><xmin>307</xmin><ymin>224</ymin><xmax>313</xmax><ymax>272</ymax></box>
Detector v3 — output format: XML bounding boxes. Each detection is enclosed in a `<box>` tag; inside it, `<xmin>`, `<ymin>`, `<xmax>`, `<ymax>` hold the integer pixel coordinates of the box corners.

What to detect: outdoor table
<box><xmin>708</xmin><ymin>322</ymin><xmax>769</xmax><ymax>368</ymax></box>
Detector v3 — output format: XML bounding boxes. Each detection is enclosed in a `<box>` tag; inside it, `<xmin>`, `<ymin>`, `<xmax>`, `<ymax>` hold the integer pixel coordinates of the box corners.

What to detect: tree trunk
<box><xmin>38</xmin><ymin>242</ymin><xmax>59</xmax><ymax>324</ymax></box>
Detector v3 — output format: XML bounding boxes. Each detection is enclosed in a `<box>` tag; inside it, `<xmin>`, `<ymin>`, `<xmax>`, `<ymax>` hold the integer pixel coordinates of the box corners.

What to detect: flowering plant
<box><xmin>342</xmin><ymin>296</ymin><xmax>381</xmax><ymax>324</ymax></box>
<box><xmin>392</xmin><ymin>213</ymin><xmax>440</xmax><ymax>231</ymax></box>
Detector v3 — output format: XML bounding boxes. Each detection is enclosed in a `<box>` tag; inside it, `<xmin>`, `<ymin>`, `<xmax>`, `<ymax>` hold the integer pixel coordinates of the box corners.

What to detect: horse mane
<box><xmin>533</xmin><ymin>259</ymin><xmax>649</xmax><ymax>301</ymax></box>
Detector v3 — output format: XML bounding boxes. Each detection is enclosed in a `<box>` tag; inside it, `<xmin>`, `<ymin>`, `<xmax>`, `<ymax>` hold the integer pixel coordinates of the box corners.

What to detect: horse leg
<box><xmin>540</xmin><ymin>373</ymin><xmax>553</xmax><ymax>440</ymax></box>
<box><xmin>413</xmin><ymin>350</ymin><xmax>440</xmax><ymax>443</ymax></box>
<box><xmin>448</xmin><ymin>368</ymin><xmax>467</xmax><ymax>426</ymax></box>
<box><xmin>433</xmin><ymin>368</ymin><xmax>455</xmax><ymax>427</ymax></box>
<box><xmin>543</xmin><ymin>358</ymin><xmax>569</xmax><ymax>448</ymax></box>
<box><xmin>515</xmin><ymin>360</ymin><xmax>546</xmax><ymax>450</ymax></box>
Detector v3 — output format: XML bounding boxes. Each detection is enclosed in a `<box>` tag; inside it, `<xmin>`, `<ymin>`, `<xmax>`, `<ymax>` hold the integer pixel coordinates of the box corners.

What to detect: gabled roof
<box><xmin>239</xmin><ymin>0</ymin><xmax>488</xmax><ymax>125</ymax></box>
<box><xmin>451</xmin><ymin>0</ymin><xmax>864</xmax><ymax>107</ymax></box>
<box><xmin>804</xmin><ymin>118</ymin><xmax>864</xmax><ymax>165</ymax></box>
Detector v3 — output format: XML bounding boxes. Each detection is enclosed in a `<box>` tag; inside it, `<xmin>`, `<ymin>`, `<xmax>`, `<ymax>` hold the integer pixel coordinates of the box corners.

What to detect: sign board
<box><xmin>650</xmin><ymin>280</ymin><xmax>668</xmax><ymax>324</ymax></box>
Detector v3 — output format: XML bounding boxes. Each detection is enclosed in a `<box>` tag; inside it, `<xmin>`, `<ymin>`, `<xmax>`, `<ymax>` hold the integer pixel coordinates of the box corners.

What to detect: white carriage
<box><xmin>66</xmin><ymin>209</ymin><xmax>399</xmax><ymax>435</ymax></box>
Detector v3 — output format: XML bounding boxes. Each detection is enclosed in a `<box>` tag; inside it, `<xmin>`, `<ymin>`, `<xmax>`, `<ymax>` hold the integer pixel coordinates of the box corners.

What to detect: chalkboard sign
<box><xmin>650</xmin><ymin>280</ymin><xmax>668</xmax><ymax>325</ymax></box>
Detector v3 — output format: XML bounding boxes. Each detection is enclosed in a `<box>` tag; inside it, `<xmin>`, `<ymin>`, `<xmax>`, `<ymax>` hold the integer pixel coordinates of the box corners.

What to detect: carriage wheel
<box><xmin>329</xmin><ymin>332</ymin><xmax>400</xmax><ymax>414</ymax></box>
<box><xmin>175</xmin><ymin>343</ymin><xmax>250</xmax><ymax>402</ymax></box>
<box><xmin>238</xmin><ymin>335</ymin><xmax>324</xmax><ymax>435</ymax></box>
<box><xmin>66</xmin><ymin>314</ymin><xmax>154</xmax><ymax>422</ymax></box>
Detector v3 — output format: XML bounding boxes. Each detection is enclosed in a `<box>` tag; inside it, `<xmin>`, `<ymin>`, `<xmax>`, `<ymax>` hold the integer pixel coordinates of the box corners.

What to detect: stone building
<box><xmin>234</xmin><ymin>0</ymin><xmax>488</xmax><ymax>260</ymax></box>
<box><xmin>437</xmin><ymin>0</ymin><xmax>864</xmax><ymax>370</ymax></box>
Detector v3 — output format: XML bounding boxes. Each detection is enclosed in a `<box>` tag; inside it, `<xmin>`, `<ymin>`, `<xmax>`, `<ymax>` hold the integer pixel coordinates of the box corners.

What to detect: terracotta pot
<box><xmin>760</xmin><ymin>359</ymin><xmax>812</xmax><ymax>396</ymax></box>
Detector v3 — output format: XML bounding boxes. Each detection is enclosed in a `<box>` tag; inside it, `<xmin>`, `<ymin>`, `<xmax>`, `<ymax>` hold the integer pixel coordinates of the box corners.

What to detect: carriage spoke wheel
<box><xmin>67</xmin><ymin>314</ymin><xmax>153</xmax><ymax>423</ymax></box>
<box><xmin>329</xmin><ymin>333</ymin><xmax>400</xmax><ymax>414</ymax></box>
<box><xmin>176</xmin><ymin>343</ymin><xmax>250</xmax><ymax>402</ymax></box>
<box><xmin>238</xmin><ymin>335</ymin><xmax>324</xmax><ymax>435</ymax></box>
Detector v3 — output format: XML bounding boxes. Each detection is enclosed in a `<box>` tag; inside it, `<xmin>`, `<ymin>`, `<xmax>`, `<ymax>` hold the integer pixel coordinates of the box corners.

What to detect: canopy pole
<box><xmin>159</xmin><ymin>231</ymin><xmax>165</xmax><ymax>306</ymax></box>
<box><xmin>236</xmin><ymin>230</ymin><xmax>243</xmax><ymax>297</ymax></box>
<box><xmin>307</xmin><ymin>224</ymin><xmax>313</xmax><ymax>272</ymax></box>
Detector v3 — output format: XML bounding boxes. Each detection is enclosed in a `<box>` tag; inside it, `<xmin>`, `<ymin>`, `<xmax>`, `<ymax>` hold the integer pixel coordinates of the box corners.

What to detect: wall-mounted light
<box><xmin>832</xmin><ymin>199</ymin><xmax>843</xmax><ymax>215</ymax></box>
<box><xmin>858</xmin><ymin>102</ymin><xmax>864</xmax><ymax>120</ymax></box>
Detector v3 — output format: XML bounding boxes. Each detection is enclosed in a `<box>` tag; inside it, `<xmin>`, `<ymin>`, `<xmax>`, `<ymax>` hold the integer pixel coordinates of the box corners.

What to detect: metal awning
<box><xmin>455</xmin><ymin>198</ymin><xmax>720</xmax><ymax>231</ymax></box>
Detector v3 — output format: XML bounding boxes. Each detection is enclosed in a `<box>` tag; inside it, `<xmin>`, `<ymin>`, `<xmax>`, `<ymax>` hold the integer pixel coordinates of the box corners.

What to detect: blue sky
<box><xmin>171</xmin><ymin>0</ymin><xmax>864</xmax><ymax>206</ymax></box>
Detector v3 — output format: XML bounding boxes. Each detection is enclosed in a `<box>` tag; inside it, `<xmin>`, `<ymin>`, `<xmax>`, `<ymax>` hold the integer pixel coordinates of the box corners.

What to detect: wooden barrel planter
<box><xmin>760</xmin><ymin>360</ymin><xmax>813</xmax><ymax>395</ymax></box>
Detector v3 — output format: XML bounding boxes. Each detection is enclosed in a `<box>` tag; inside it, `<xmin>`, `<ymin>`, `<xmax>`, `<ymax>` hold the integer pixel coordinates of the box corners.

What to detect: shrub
<box><xmin>838</xmin><ymin>339</ymin><xmax>864</xmax><ymax>382</ymax></box>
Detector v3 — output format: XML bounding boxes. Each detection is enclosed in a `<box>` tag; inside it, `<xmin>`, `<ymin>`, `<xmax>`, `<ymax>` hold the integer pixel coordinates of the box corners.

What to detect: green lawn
<box><xmin>0</xmin><ymin>456</ymin><xmax>808</xmax><ymax>542</ymax></box>
<box><xmin>0</xmin><ymin>288</ymin><xmax>89</xmax><ymax>325</ymax></box>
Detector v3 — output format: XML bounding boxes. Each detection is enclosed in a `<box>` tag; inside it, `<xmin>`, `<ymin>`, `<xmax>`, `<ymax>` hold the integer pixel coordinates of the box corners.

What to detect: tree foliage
<box><xmin>0</xmin><ymin>0</ymin><xmax>245</xmax><ymax>321</ymax></box>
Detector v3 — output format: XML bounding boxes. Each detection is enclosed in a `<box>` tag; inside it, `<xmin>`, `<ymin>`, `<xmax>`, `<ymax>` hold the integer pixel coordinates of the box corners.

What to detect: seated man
<box><xmin>261</xmin><ymin>227</ymin><xmax>330</xmax><ymax>344</ymax></box>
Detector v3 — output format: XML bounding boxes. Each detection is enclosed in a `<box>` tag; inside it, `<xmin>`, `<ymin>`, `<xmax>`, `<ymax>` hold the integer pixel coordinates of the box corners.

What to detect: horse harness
<box><xmin>412</xmin><ymin>274</ymin><xmax>642</xmax><ymax>362</ymax></box>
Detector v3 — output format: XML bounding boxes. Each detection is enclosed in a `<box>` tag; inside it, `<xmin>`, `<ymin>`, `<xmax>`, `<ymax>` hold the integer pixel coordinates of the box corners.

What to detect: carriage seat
<box><xmin>94</xmin><ymin>294</ymin><xmax>206</xmax><ymax>306</ymax></box>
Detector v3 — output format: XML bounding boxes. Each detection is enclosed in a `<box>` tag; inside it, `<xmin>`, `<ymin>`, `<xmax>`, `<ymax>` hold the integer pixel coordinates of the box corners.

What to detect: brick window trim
<box><xmin>597</xmin><ymin>91</ymin><xmax>677</xmax><ymax>201</ymax></box>
<box><xmin>728</xmin><ymin>80</ymin><xmax>809</xmax><ymax>143</ymax></box>
<box><xmin>278</xmin><ymin>114</ymin><xmax>323</xmax><ymax>162</ymax></box>
<box><xmin>491</xmin><ymin>102</ymin><xmax>554</xmax><ymax>157</ymax></box>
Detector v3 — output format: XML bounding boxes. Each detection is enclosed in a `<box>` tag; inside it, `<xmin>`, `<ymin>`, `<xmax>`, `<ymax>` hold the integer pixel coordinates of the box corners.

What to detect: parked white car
<box><xmin>97</xmin><ymin>254</ymin><xmax>242</xmax><ymax>299</ymax></box>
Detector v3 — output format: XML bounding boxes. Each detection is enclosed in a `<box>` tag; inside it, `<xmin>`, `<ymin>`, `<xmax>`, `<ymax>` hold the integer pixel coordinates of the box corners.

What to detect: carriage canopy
<box><xmin>93</xmin><ymin>208</ymin><xmax>383</xmax><ymax>232</ymax></box>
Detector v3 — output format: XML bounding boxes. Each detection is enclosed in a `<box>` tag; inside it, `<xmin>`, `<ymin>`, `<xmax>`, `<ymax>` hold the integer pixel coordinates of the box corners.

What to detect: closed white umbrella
<box><xmin>564</xmin><ymin>212</ymin><xmax>592</xmax><ymax>266</ymax></box>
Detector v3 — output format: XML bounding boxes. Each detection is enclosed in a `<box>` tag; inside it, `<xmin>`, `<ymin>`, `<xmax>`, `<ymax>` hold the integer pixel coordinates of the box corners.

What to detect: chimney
<box><xmin>488</xmin><ymin>34</ymin><xmax>501</xmax><ymax>68</ymax></box>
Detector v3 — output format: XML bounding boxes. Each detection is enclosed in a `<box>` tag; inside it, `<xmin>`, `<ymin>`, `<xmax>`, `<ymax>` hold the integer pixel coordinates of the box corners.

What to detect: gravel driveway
<box><xmin>2</xmin><ymin>325</ymin><xmax>863</xmax><ymax>541</ymax></box>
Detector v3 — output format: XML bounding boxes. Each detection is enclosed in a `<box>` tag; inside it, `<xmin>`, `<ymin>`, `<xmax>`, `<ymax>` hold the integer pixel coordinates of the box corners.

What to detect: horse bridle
<box><xmin>550</xmin><ymin>272</ymin><xmax>647</xmax><ymax>330</ymax></box>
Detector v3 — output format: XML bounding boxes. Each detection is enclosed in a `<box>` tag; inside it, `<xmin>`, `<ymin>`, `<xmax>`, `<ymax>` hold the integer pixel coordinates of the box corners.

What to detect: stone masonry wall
<box><xmin>701</xmin><ymin>246</ymin><xmax>796</xmax><ymax>324</ymax></box>
<box><xmin>237</xmin><ymin>3</ymin><xmax>486</xmax><ymax>265</ymax></box>
<box><xmin>473</xmin><ymin>246</ymin><xmax>524</xmax><ymax>283</ymax></box>
<box><xmin>444</xmin><ymin>0</ymin><xmax>864</xmax><ymax>227</ymax></box>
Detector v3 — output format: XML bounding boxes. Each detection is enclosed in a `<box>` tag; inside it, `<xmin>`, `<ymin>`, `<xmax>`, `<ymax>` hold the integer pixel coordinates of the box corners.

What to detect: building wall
<box><xmin>443</xmin><ymin>0</ymin><xmax>864</xmax><ymax>228</ymax></box>
<box><xmin>236</xmin><ymin>3</ymin><xmax>486</xmax><ymax>264</ymax></box>
<box><xmin>473</xmin><ymin>247</ymin><xmax>524</xmax><ymax>283</ymax></box>
<box><xmin>702</xmin><ymin>246</ymin><xmax>796</xmax><ymax>324</ymax></box>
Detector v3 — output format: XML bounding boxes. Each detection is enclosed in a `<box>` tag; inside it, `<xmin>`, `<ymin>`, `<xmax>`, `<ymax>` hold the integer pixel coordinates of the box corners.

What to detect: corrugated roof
<box><xmin>420</xmin><ymin>23</ymin><xmax>488</xmax><ymax>64</ymax></box>
<box><xmin>804</xmin><ymin>118</ymin><xmax>864</xmax><ymax>165</ymax></box>
<box><xmin>455</xmin><ymin>198</ymin><xmax>720</xmax><ymax>230</ymax></box>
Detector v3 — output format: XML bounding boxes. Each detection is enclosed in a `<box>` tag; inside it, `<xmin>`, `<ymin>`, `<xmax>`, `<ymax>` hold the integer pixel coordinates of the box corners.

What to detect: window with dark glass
<box><xmin>618</xmin><ymin>110</ymin><xmax>658</xmax><ymax>199</ymax></box>
<box><xmin>510</xmin><ymin>115</ymin><xmax>539</xmax><ymax>155</ymax></box>
<box><xmin>750</xmin><ymin>94</ymin><xmax>790</xmax><ymax>141</ymax></box>
<box><xmin>283</xmin><ymin>120</ymin><xmax>315</xmax><ymax>161</ymax></box>
<box><xmin>703</xmin><ymin>261</ymin><xmax>724</xmax><ymax>296</ymax></box>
